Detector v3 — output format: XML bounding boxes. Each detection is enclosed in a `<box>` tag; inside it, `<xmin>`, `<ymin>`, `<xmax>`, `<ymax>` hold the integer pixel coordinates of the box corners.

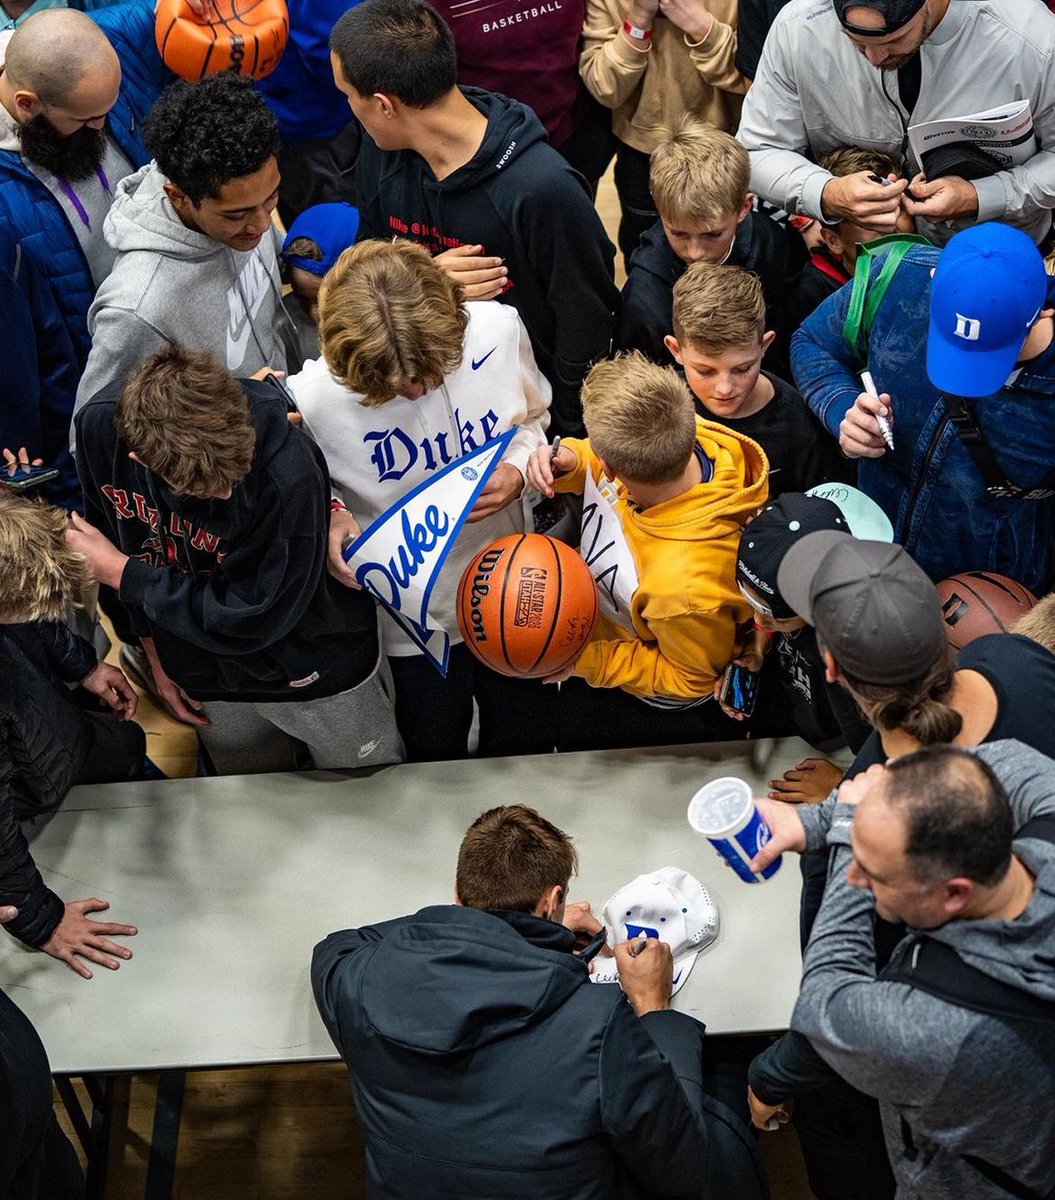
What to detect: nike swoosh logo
<box><xmin>358</xmin><ymin>738</ymin><xmax>380</xmax><ymax>759</ymax></box>
<box><xmin>471</xmin><ymin>348</ymin><xmax>497</xmax><ymax>370</ymax></box>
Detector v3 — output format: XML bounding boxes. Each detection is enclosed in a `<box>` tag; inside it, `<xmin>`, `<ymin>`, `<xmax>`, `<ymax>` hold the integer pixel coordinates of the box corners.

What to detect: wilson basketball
<box><xmin>156</xmin><ymin>0</ymin><xmax>289</xmax><ymax>81</ymax></box>
<box><xmin>457</xmin><ymin>534</ymin><xmax>599</xmax><ymax>678</ymax></box>
<box><xmin>936</xmin><ymin>571</ymin><xmax>1037</xmax><ymax>650</ymax></box>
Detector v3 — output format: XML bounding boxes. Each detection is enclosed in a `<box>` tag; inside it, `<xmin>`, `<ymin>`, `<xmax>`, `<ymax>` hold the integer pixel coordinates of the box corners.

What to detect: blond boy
<box><xmin>526</xmin><ymin>352</ymin><xmax>767</xmax><ymax>733</ymax></box>
<box><xmin>616</xmin><ymin>118</ymin><xmax>791</xmax><ymax>365</ymax></box>
<box><xmin>666</xmin><ymin>263</ymin><xmax>845</xmax><ymax>497</ymax></box>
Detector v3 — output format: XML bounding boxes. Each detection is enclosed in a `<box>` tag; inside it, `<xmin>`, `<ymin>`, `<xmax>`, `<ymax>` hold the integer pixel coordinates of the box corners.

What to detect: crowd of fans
<box><xmin>2</xmin><ymin>0</ymin><xmax>1055</xmax><ymax>1195</ymax></box>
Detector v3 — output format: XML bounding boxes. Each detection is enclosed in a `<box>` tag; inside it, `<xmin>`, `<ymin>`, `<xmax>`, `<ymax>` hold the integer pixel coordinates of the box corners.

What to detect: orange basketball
<box><xmin>156</xmin><ymin>0</ymin><xmax>289</xmax><ymax>81</ymax></box>
<box><xmin>457</xmin><ymin>534</ymin><xmax>599</xmax><ymax>678</ymax></box>
<box><xmin>936</xmin><ymin>571</ymin><xmax>1037</xmax><ymax>650</ymax></box>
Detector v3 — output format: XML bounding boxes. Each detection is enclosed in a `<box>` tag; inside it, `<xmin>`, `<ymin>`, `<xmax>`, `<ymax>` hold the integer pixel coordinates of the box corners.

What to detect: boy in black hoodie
<box><xmin>329</xmin><ymin>0</ymin><xmax>618</xmax><ymax>437</ymax></box>
<box><xmin>70</xmin><ymin>345</ymin><xmax>403</xmax><ymax>775</ymax></box>
<box><xmin>616</xmin><ymin>119</ymin><xmax>790</xmax><ymax>367</ymax></box>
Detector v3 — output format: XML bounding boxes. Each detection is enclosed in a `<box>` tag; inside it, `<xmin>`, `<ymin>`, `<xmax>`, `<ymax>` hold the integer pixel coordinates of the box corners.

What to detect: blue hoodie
<box><xmin>791</xmin><ymin>243</ymin><xmax>1055</xmax><ymax>593</ymax></box>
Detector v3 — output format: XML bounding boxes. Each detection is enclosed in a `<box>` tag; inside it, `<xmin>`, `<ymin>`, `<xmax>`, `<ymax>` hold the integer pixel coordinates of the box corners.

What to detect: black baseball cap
<box><xmin>736</xmin><ymin>494</ymin><xmax>848</xmax><ymax>620</ymax></box>
<box><xmin>835</xmin><ymin>0</ymin><xmax>926</xmax><ymax>35</ymax></box>
<box><xmin>776</xmin><ymin>534</ymin><xmax>947</xmax><ymax>684</ymax></box>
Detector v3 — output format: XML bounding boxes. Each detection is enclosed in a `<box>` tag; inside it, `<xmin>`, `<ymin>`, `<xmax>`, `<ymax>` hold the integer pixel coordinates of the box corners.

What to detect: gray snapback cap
<box><xmin>776</xmin><ymin>534</ymin><xmax>947</xmax><ymax>684</ymax></box>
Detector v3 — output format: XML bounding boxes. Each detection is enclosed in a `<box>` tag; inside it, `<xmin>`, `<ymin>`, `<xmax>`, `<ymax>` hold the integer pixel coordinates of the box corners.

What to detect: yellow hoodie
<box><xmin>553</xmin><ymin>417</ymin><xmax>768</xmax><ymax>701</ymax></box>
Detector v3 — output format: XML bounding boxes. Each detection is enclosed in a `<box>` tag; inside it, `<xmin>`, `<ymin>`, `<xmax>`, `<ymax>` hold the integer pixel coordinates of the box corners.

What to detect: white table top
<box><xmin>1</xmin><ymin>739</ymin><xmax>817</xmax><ymax>1075</ymax></box>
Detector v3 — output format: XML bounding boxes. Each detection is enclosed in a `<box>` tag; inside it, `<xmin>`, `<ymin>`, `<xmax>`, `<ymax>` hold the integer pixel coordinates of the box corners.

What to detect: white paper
<box><xmin>908</xmin><ymin>99</ymin><xmax>1035</xmax><ymax>172</ymax></box>
<box><xmin>579</xmin><ymin>471</ymin><xmax>639</xmax><ymax>634</ymax></box>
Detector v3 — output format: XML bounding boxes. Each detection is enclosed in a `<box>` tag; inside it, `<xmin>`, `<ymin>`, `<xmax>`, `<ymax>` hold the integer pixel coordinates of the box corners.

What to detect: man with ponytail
<box><xmin>745</xmin><ymin>532</ymin><xmax>1055</xmax><ymax>1196</ymax></box>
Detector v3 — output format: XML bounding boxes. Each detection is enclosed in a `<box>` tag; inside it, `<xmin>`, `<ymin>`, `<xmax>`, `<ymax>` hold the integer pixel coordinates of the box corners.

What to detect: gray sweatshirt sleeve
<box><xmin>790</xmin><ymin>805</ymin><xmax>966</xmax><ymax>1108</ymax></box>
<box><xmin>72</xmin><ymin>307</ymin><xmax>168</xmax><ymax>440</ymax></box>
<box><xmin>736</xmin><ymin>15</ymin><xmax>834</xmax><ymax>220</ymax></box>
<box><xmin>972</xmin><ymin>741</ymin><xmax>1055</xmax><ymax>830</ymax></box>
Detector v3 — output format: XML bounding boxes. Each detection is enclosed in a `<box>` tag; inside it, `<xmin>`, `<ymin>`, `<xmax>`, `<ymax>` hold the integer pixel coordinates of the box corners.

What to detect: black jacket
<box><xmin>0</xmin><ymin>624</ymin><xmax>99</xmax><ymax>949</ymax></box>
<box><xmin>354</xmin><ymin>87</ymin><xmax>618</xmax><ymax>436</ymax></box>
<box><xmin>616</xmin><ymin>215</ymin><xmax>791</xmax><ymax>366</ymax></box>
<box><xmin>75</xmin><ymin>381</ymin><xmax>379</xmax><ymax>703</ymax></box>
<box><xmin>0</xmin><ymin>986</ymin><xmax>82</xmax><ymax>1199</ymax></box>
<box><xmin>313</xmin><ymin>904</ymin><xmax>768</xmax><ymax>1200</ymax></box>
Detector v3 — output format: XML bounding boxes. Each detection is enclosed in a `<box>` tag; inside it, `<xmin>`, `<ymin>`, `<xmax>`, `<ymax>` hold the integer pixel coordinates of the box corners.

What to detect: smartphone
<box><xmin>264</xmin><ymin>372</ymin><xmax>298</xmax><ymax>413</ymax></box>
<box><xmin>0</xmin><ymin>463</ymin><xmax>60</xmax><ymax>491</ymax></box>
<box><xmin>720</xmin><ymin>663</ymin><xmax>759</xmax><ymax>717</ymax></box>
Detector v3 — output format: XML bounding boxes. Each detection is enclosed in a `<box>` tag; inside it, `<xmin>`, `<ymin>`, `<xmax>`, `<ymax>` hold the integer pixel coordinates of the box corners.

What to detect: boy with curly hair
<box><xmin>74</xmin><ymin>73</ymin><xmax>296</xmax><ymax>418</ymax></box>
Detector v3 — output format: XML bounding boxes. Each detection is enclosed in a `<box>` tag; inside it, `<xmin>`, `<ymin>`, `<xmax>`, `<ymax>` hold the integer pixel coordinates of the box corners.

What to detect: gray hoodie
<box><xmin>74</xmin><ymin>163</ymin><xmax>292</xmax><ymax>420</ymax></box>
<box><xmin>793</xmin><ymin>740</ymin><xmax>1055</xmax><ymax>1199</ymax></box>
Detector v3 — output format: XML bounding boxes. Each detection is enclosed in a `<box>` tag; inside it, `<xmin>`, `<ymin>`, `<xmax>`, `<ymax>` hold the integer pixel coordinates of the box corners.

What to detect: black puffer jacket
<box><xmin>0</xmin><ymin>623</ymin><xmax>99</xmax><ymax>947</ymax></box>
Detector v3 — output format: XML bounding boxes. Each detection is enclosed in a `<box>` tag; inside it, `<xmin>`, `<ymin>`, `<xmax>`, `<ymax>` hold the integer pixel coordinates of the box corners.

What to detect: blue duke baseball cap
<box><xmin>927</xmin><ymin>223</ymin><xmax>1047</xmax><ymax>398</ymax></box>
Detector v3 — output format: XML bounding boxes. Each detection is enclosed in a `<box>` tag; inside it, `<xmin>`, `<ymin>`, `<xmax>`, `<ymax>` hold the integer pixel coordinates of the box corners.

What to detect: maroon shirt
<box><xmin>433</xmin><ymin>0</ymin><xmax>586</xmax><ymax>147</ymax></box>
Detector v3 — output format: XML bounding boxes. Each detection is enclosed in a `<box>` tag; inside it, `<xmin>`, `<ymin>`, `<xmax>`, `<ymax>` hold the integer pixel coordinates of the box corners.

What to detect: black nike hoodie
<box><xmin>75</xmin><ymin>380</ymin><xmax>379</xmax><ymax>702</ymax></box>
<box><xmin>355</xmin><ymin>87</ymin><xmax>618</xmax><ymax>436</ymax></box>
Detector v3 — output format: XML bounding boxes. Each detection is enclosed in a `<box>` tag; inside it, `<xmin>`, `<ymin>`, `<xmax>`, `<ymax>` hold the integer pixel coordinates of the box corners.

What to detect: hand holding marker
<box><xmin>860</xmin><ymin>371</ymin><xmax>895</xmax><ymax>451</ymax></box>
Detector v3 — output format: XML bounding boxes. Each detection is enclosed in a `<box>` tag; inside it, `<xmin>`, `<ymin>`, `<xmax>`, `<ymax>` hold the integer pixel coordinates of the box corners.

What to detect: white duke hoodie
<box><xmin>289</xmin><ymin>301</ymin><xmax>551</xmax><ymax>656</ymax></box>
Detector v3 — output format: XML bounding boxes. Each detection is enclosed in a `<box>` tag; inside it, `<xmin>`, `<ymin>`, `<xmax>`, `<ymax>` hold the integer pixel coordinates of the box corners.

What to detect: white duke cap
<box><xmin>592</xmin><ymin>867</ymin><xmax>719</xmax><ymax>995</ymax></box>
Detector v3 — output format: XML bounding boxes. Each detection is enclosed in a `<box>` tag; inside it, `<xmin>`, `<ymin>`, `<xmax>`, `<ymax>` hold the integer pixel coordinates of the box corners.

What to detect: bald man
<box><xmin>0</xmin><ymin>2</ymin><xmax>167</xmax><ymax>507</ymax></box>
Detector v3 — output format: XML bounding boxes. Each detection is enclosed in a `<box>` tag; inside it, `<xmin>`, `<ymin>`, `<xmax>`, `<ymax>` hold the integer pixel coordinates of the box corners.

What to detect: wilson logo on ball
<box><xmin>457</xmin><ymin>534</ymin><xmax>599</xmax><ymax>678</ymax></box>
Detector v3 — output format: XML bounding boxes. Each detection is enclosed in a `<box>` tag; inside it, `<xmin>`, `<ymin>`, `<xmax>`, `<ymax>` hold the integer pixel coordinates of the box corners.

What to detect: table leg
<box><xmin>143</xmin><ymin>1068</ymin><xmax>186</xmax><ymax>1200</ymax></box>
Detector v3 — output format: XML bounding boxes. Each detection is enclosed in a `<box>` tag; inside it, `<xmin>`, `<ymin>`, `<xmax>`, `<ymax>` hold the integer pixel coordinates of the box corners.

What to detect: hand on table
<box><xmin>614</xmin><ymin>935</ymin><xmax>672</xmax><ymax>1016</ymax></box>
<box><xmin>0</xmin><ymin>903</ymin><xmax>16</xmax><ymax>924</ymax></box>
<box><xmin>769</xmin><ymin>757</ymin><xmax>844</xmax><ymax>804</ymax></box>
<box><xmin>65</xmin><ymin>512</ymin><xmax>129</xmax><ymax>589</ymax></box>
<box><xmin>41</xmin><ymin>898</ymin><xmax>137</xmax><ymax>980</ymax></box>
<box><xmin>466</xmin><ymin>464</ymin><xmax>523</xmax><ymax>523</ymax></box>
<box><xmin>435</xmin><ymin>245</ymin><xmax>508</xmax><ymax>301</ymax></box>
<box><xmin>327</xmin><ymin>508</ymin><xmax>363</xmax><ymax>589</ymax></box>
<box><xmin>839</xmin><ymin>391</ymin><xmax>894</xmax><ymax>459</ymax></box>
<box><xmin>748</xmin><ymin>1086</ymin><xmax>792</xmax><ymax>1131</ymax></box>
<box><xmin>80</xmin><ymin>661</ymin><xmax>138</xmax><ymax>720</ymax></box>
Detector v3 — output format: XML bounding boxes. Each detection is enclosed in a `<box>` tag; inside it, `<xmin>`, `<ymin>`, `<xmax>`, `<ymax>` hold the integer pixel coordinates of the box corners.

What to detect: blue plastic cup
<box><xmin>687</xmin><ymin>776</ymin><xmax>782</xmax><ymax>884</ymax></box>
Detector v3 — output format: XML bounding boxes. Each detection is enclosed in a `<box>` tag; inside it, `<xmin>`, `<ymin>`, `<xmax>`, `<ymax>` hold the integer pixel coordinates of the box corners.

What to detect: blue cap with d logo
<box><xmin>926</xmin><ymin>222</ymin><xmax>1047</xmax><ymax>398</ymax></box>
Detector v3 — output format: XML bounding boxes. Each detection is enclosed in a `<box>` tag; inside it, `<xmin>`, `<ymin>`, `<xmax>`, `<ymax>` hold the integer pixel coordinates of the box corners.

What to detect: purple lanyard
<box><xmin>55</xmin><ymin>164</ymin><xmax>111</xmax><ymax>231</ymax></box>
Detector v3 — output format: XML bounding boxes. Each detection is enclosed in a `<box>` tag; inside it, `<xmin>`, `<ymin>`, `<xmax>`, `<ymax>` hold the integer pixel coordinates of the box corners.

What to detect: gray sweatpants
<box><xmin>197</xmin><ymin>654</ymin><xmax>404</xmax><ymax>775</ymax></box>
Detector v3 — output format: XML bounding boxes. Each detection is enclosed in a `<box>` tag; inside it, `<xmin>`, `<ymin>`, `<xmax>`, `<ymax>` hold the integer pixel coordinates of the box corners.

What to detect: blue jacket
<box><xmin>255</xmin><ymin>0</ymin><xmax>360</xmax><ymax>142</ymax></box>
<box><xmin>0</xmin><ymin>226</ymin><xmax>80</xmax><ymax>507</ymax></box>
<box><xmin>0</xmin><ymin>0</ymin><xmax>168</xmax><ymax>368</ymax></box>
<box><xmin>792</xmin><ymin>244</ymin><xmax>1055</xmax><ymax>593</ymax></box>
<box><xmin>312</xmin><ymin>904</ymin><xmax>768</xmax><ymax>1200</ymax></box>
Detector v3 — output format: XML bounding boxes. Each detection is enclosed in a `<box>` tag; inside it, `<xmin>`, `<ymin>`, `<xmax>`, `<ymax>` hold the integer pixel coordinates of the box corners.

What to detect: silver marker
<box><xmin>860</xmin><ymin>370</ymin><xmax>895</xmax><ymax>451</ymax></box>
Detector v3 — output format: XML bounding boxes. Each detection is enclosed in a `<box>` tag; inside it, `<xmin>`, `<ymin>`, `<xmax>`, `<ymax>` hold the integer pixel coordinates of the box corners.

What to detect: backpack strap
<box><xmin>881</xmin><ymin>936</ymin><xmax>1055</xmax><ymax>1024</ymax></box>
<box><xmin>943</xmin><ymin>394</ymin><xmax>1055</xmax><ymax>501</ymax></box>
<box><xmin>1020</xmin><ymin>815</ymin><xmax>1055</xmax><ymax>844</ymax></box>
<box><xmin>842</xmin><ymin>234</ymin><xmax>932</xmax><ymax>363</ymax></box>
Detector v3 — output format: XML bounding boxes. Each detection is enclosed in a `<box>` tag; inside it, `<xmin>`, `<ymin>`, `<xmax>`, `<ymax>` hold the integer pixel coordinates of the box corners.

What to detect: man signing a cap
<box><xmin>737</xmin><ymin>0</ymin><xmax>1055</xmax><ymax>245</ymax></box>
